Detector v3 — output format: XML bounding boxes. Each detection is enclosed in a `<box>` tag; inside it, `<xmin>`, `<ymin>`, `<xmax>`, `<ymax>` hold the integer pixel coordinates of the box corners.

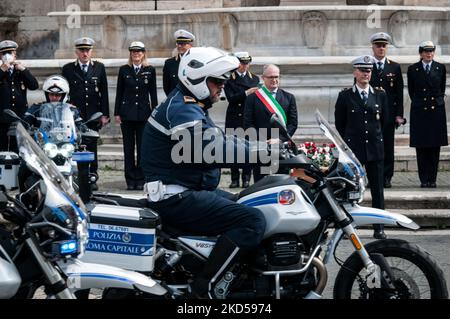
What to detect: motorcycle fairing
<box><xmin>60</xmin><ymin>259</ymin><xmax>167</xmax><ymax>295</ymax></box>
<box><xmin>345</xmin><ymin>204</ymin><xmax>420</xmax><ymax>230</ymax></box>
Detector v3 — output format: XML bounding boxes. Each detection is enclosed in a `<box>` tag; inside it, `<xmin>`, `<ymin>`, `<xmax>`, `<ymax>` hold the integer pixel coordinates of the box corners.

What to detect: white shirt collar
<box><xmin>353</xmin><ymin>84</ymin><xmax>374</xmax><ymax>95</ymax></box>
<box><xmin>79</xmin><ymin>60</ymin><xmax>90</xmax><ymax>69</ymax></box>
<box><xmin>375</xmin><ymin>57</ymin><xmax>386</xmax><ymax>65</ymax></box>
<box><xmin>422</xmin><ymin>60</ymin><xmax>433</xmax><ymax>69</ymax></box>
<box><xmin>236</xmin><ymin>70</ymin><xmax>246</xmax><ymax>77</ymax></box>
<box><xmin>133</xmin><ymin>63</ymin><xmax>142</xmax><ymax>69</ymax></box>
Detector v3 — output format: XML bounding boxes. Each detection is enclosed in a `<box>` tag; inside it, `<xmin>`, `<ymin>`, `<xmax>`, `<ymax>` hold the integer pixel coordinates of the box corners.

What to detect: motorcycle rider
<box><xmin>141</xmin><ymin>47</ymin><xmax>272</xmax><ymax>298</ymax></box>
<box><xmin>18</xmin><ymin>75</ymin><xmax>82</xmax><ymax>192</ymax></box>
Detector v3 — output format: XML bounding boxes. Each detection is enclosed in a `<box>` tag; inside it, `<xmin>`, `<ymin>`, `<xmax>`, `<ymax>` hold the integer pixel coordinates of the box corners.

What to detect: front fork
<box><xmin>322</xmin><ymin>188</ymin><xmax>381</xmax><ymax>288</ymax></box>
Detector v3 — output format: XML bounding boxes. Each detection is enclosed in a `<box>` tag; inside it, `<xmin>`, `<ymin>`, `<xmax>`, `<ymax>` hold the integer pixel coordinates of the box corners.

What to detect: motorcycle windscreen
<box><xmin>38</xmin><ymin>102</ymin><xmax>77</xmax><ymax>144</ymax></box>
<box><xmin>315</xmin><ymin>110</ymin><xmax>366</xmax><ymax>180</ymax></box>
<box><xmin>15</xmin><ymin>123</ymin><xmax>87</xmax><ymax>215</ymax></box>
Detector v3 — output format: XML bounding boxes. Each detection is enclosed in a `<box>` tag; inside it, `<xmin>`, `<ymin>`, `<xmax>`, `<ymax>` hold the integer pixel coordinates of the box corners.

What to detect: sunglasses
<box><xmin>208</xmin><ymin>77</ymin><xmax>227</xmax><ymax>85</ymax></box>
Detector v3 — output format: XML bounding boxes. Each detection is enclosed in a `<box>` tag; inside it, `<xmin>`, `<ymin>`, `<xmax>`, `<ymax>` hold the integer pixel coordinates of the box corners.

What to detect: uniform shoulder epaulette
<box><xmin>341</xmin><ymin>87</ymin><xmax>350</xmax><ymax>92</ymax></box>
<box><xmin>184</xmin><ymin>96</ymin><xmax>197</xmax><ymax>104</ymax></box>
<box><xmin>374</xmin><ymin>86</ymin><xmax>385</xmax><ymax>92</ymax></box>
<box><xmin>231</xmin><ymin>72</ymin><xmax>236</xmax><ymax>80</ymax></box>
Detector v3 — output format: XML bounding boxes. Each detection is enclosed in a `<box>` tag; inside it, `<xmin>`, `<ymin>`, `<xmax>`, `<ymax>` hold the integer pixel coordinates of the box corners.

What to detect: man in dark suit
<box><xmin>62</xmin><ymin>37</ymin><xmax>110</xmax><ymax>190</ymax></box>
<box><xmin>0</xmin><ymin>40</ymin><xmax>38</xmax><ymax>152</ymax></box>
<box><xmin>244</xmin><ymin>64</ymin><xmax>298</xmax><ymax>182</ymax></box>
<box><xmin>162</xmin><ymin>29</ymin><xmax>195</xmax><ymax>96</ymax></box>
<box><xmin>407</xmin><ymin>41</ymin><xmax>448</xmax><ymax>188</ymax></box>
<box><xmin>369</xmin><ymin>32</ymin><xmax>406</xmax><ymax>188</ymax></box>
<box><xmin>335</xmin><ymin>55</ymin><xmax>389</xmax><ymax>239</ymax></box>
<box><xmin>224</xmin><ymin>52</ymin><xmax>260</xmax><ymax>188</ymax></box>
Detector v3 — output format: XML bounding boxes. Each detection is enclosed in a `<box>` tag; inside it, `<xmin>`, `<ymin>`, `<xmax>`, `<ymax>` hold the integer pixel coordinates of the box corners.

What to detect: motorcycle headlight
<box><xmin>60</xmin><ymin>143</ymin><xmax>75</xmax><ymax>158</ymax></box>
<box><xmin>43</xmin><ymin>143</ymin><xmax>58</xmax><ymax>159</ymax></box>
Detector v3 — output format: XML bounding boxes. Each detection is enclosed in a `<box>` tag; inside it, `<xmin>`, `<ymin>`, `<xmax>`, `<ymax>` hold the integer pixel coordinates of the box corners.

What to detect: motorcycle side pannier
<box><xmin>0</xmin><ymin>152</ymin><xmax>20</xmax><ymax>190</ymax></box>
<box><xmin>81</xmin><ymin>204</ymin><xmax>160</xmax><ymax>272</ymax></box>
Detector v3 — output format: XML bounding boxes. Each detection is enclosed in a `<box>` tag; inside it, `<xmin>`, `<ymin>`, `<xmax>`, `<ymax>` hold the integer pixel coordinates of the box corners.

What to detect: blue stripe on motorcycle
<box><xmin>350</xmin><ymin>213</ymin><xmax>396</xmax><ymax>221</ymax></box>
<box><xmin>241</xmin><ymin>193</ymin><xmax>278</xmax><ymax>206</ymax></box>
<box><xmin>68</xmin><ymin>273</ymin><xmax>133</xmax><ymax>284</ymax></box>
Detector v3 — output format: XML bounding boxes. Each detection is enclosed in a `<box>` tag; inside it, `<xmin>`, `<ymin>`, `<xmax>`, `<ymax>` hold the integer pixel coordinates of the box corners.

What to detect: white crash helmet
<box><xmin>43</xmin><ymin>75</ymin><xmax>70</xmax><ymax>103</ymax></box>
<box><xmin>178</xmin><ymin>47</ymin><xmax>240</xmax><ymax>100</ymax></box>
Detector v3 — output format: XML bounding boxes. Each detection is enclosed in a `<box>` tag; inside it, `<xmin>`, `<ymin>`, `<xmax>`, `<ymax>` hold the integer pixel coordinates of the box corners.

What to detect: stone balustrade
<box><xmin>48</xmin><ymin>6</ymin><xmax>450</xmax><ymax>59</ymax></box>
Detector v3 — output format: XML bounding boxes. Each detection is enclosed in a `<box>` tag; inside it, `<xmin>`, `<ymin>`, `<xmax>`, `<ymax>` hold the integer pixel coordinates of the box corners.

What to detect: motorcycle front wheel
<box><xmin>334</xmin><ymin>239</ymin><xmax>448</xmax><ymax>299</ymax></box>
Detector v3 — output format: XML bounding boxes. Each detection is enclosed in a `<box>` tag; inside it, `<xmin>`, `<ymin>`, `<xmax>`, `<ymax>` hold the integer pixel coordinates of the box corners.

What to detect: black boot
<box><xmin>229</xmin><ymin>180</ymin><xmax>239</xmax><ymax>188</ymax></box>
<box><xmin>189</xmin><ymin>236</ymin><xmax>240</xmax><ymax>299</ymax></box>
<box><xmin>373</xmin><ymin>224</ymin><xmax>387</xmax><ymax>239</ymax></box>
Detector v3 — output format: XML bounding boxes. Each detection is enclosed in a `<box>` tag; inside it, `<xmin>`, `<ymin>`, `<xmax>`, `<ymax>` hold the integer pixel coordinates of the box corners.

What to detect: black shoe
<box><xmin>229</xmin><ymin>181</ymin><xmax>239</xmax><ymax>188</ymax></box>
<box><xmin>373</xmin><ymin>230</ymin><xmax>387</xmax><ymax>239</ymax></box>
<box><xmin>384</xmin><ymin>179</ymin><xmax>392</xmax><ymax>188</ymax></box>
<box><xmin>126</xmin><ymin>184</ymin><xmax>135</xmax><ymax>190</ymax></box>
<box><xmin>373</xmin><ymin>225</ymin><xmax>387</xmax><ymax>240</ymax></box>
<box><xmin>242</xmin><ymin>181</ymin><xmax>250</xmax><ymax>188</ymax></box>
<box><xmin>420</xmin><ymin>183</ymin><xmax>428</xmax><ymax>188</ymax></box>
<box><xmin>135</xmin><ymin>184</ymin><xmax>144</xmax><ymax>191</ymax></box>
<box><xmin>91</xmin><ymin>183</ymin><xmax>98</xmax><ymax>191</ymax></box>
<box><xmin>429</xmin><ymin>182</ymin><xmax>437</xmax><ymax>188</ymax></box>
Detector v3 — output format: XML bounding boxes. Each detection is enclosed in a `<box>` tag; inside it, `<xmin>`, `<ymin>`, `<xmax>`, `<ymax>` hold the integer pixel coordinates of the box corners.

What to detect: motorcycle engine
<box><xmin>265</xmin><ymin>233</ymin><xmax>304</xmax><ymax>269</ymax></box>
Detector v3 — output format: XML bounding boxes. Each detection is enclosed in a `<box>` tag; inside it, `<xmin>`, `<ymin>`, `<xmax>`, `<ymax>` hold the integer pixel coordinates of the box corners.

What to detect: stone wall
<box><xmin>48</xmin><ymin>6</ymin><xmax>450</xmax><ymax>59</ymax></box>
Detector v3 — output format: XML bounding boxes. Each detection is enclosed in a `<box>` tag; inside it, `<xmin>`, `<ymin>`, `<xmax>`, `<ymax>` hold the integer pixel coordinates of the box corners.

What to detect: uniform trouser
<box><xmin>121</xmin><ymin>121</ymin><xmax>145</xmax><ymax>186</ymax></box>
<box><xmin>146</xmin><ymin>189</ymin><xmax>266</xmax><ymax>249</ymax></box>
<box><xmin>416</xmin><ymin>147</ymin><xmax>441</xmax><ymax>184</ymax></box>
<box><xmin>364</xmin><ymin>160</ymin><xmax>385</xmax><ymax>210</ymax></box>
<box><xmin>84</xmin><ymin>123</ymin><xmax>100</xmax><ymax>175</ymax></box>
<box><xmin>230</xmin><ymin>167</ymin><xmax>251</xmax><ymax>183</ymax></box>
<box><xmin>383</xmin><ymin>122</ymin><xmax>395</xmax><ymax>181</ymax></box>
<box><xmin>0</xmin><ymin>123</ymin><xmax>17</xmax><ymax>153</ymax></box>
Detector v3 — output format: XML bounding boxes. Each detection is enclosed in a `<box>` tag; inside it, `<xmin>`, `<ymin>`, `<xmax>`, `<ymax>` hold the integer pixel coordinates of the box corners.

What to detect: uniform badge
<box><xmin>21</xmin><ymin>84</ymin><xmax>26</xmax><ymax>91</ymax></box>
<box><xmin>145</xmin><ymin>78</ymin><xmax>148</xmax><ymax>84</ymax></box>
<box><xmin>95</xmin><ymin>86</ymin><xmax>99</xmax><ymax>92</ymax></box>
<box><xmin>390</xmin><ymin>82</ymin><xmax>394</xmax><ymax>87</ymax></box>
<box><xmin>376</xmin><ymin>113</ymin><xmax>380</xmax><ymax>120</ymax></box>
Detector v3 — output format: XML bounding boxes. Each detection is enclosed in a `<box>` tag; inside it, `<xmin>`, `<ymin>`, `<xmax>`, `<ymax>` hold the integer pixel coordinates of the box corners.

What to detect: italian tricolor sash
<box><xmin>255</xmin><ymin>86</ymin><xmax>287</xmax><ymax>127</ymax></box>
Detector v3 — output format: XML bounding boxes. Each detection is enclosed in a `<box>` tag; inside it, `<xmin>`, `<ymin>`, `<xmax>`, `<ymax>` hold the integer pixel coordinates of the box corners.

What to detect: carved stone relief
<box><xmin>388</xmin><ymin>11</ymin><xmax>409</xmax><ymax>48</ymax></box>
<box><xmin>302</xmin><ymin>11</ymin><xmax>327</xmax><ymax>48</ymax></box>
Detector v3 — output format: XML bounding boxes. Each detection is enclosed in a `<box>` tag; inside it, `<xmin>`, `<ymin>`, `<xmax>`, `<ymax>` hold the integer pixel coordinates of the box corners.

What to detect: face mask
<box><xmin>2</xmin><ymin>53</ymin><xmax>14</xmax><ymax>64</ymax></box>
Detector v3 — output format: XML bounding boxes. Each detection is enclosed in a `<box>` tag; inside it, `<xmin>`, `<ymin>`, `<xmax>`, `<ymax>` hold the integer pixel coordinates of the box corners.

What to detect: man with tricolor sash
<box><xmin>244</xmin><ymin>64</ymin><xmax>298</xmax><ymax>182</ymax></box>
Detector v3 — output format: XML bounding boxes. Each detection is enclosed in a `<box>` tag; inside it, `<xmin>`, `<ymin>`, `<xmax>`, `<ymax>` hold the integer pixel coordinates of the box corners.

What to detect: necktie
<box><xmin>361</xmin><ymin>90</ymin><xmax>368</xmax><ymax>104</ymax></box>
<box><xmin>425</xmin><ymin>64</ymin><xmax>430</xmax><ymax>75</ymax></box>
<box><xmin>82</xmin><ymin>64</ymin><xmax>87</xmax><ymax>73</ymax></box>
<box><xmin>8</xmin><ymin>68</ymin><xmax>13</xmax><ymax>77</ymax></box>
<box><xmin>135</xmin><ymin>67</ymin><xmax>140</xmax><ymax>74</ymax></box>
<box><xmin>377</xmin><ymin>61</ymin><xmax>383</xmax><ymax>74</ymax></box>
<box><xmin>377</xmin><ymin>62</ymin><xmax>383</xmax><ymax>72</ymax></box>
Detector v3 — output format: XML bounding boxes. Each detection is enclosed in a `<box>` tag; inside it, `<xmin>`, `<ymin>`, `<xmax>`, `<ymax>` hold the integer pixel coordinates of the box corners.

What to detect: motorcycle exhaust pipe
<box><xmin>304</xmin><ymin>257</ymin><xmax>328</xmax><ymax>299</ymax></box>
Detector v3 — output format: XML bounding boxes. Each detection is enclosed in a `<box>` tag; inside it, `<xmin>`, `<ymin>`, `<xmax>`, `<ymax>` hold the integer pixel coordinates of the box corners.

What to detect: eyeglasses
<box><xmin>208</xmin><ymin>77</ymin><xmax>227</xmax><ymax>85</ymax></box>
<box><xmin>264</xmin><ymin>75</ymin><xmax>280</xmax><ymax>80</ymax></box>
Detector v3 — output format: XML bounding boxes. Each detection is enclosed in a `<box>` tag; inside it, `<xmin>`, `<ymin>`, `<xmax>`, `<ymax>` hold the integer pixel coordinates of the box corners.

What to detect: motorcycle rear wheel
<box><xmin>333</xmin><ymin>239</ymin><xmax>448</xmax><ymax>299</ymax></box>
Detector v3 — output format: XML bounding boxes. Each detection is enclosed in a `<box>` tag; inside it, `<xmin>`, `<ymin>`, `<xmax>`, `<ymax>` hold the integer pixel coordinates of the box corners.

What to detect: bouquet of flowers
<box><xmin>298</xmin><ymin>141</ymin><xmax>337</xmax><ymax>169</ymax></box>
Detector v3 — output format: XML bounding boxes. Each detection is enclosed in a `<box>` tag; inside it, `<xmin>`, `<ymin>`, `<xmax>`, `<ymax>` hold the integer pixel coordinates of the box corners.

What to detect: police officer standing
<box><xmin>62</xmin><ymin>37</ymin><xmax>110</xmax><ymax>190</ymax></box>
<box><xmin>407</xmin><ymin>41</ymin><xmax>448</xmax><ymax>188</ymax></box>
<box><xmin>0</xmin><ymin>40</ymin><xmax>38</xmax><ymax>152</ymax></box>
<box><xmin>114</xmin><ymin>41</ymin><xmax>158</xmax><ymax>190</ymax></box>
<box><xmin>335</xmin><ymin>55</ymin><xmax>389</xmax><ymax>239</ymax></box>
<box><xmin>369</xmin><ymin>32</ymin><xmax>405</xmax><ymax>188</ymax></box>
<box><xmin>224</xmin><ymin>52</ymin><xmax>259</xmax><ymax>188</ymax></box>
<box><xmin>162</xmin><ymin>29</ymin><xmax>195</xmax><ymax>96</ymax></box>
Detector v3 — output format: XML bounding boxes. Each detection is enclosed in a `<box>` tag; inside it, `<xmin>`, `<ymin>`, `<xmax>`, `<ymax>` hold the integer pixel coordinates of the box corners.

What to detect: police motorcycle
<box><xmin>0</xmin><ymin>123</ymin><xmax>167</xmax><ymax>299</ymax></box>
<box><xmin>89</xmin><ymin>110</ymin><xmax>447</xmax><ymax>299</ymax></box>
<box><xmin>4</xmin><ymin>105</ymin><xmax>101</xmax><ymax>202</ymax></box>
